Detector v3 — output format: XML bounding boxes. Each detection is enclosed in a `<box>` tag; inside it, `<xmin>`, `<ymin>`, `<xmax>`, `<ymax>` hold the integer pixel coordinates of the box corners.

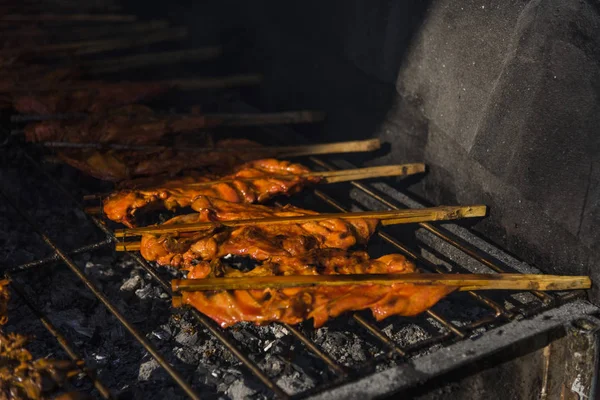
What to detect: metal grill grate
<box><xmin>1</xmin><ymin>145</ymin><xmax>588</xmax><ymax>399</ymax></box>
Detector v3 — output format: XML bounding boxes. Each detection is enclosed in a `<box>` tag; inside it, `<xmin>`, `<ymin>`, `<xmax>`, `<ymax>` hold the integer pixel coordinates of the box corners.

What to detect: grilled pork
<box><xmin>139</xmin><ymin>197</ymin><xmax>378</xmax><ymax>268</ymax></box>
<box><xmin>0</xmin><ymin>332</ymin><xmax>77</xmax><ymax>400</ymax></box>
<box><xmin>56</xmin><ymin>138</ymin><xmax>265</xmax><ymax>182</ymax></box>
<box><xmin>14</xmin><ymin>81</ymin><xmax>169</xmax><ymax>115</ymax></box>
<box><xmin>103</xmin><ymin>159</ymin><xmax>322</xmax><ymax>226</ymax></box>
<box><xmin>179</xmin><ymin>250</ymin><xmax>454</xmax><ymax>328</ymax></box>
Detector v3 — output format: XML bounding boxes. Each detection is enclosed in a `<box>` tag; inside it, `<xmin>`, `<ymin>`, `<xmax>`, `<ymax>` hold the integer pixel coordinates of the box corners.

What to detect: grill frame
<box><xmin>2</xmin><ymin>142</ymin><xmax>597</xmax><ymax>400</ymax></box>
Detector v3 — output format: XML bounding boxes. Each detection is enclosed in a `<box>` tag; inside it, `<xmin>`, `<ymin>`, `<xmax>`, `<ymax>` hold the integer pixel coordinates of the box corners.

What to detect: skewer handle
<box><xmin>280</xmin><ymin>138</ymin><xmax>380</xmax><ymax>157</ymax></box>
<box><xmin>168</xmin><ymin>74</ymin><xmax>263</xmax><ymax>90</ymax></box>
<box><xmin>320</xmin><ymin>163</ymin><xmax>425</xmax><ymax>184</ymax></box>
<box><xmin>0</xmin><ymin>13</ymin><xmax>137</xmax><ymax>22</ymax></box>
<box><xmin>88</xmin><ymin>47</ymin><xmax>223</xmax><ymax>74</ymax></box>
<box><xmin>171</xmin><ymin>273</ymin><xmax>592</xmax><ymax>292</ymax></box>
<box><xmin>202</xmin><ymin>111</ymin><xmax>326</xmax><ymax>127</ymax></box>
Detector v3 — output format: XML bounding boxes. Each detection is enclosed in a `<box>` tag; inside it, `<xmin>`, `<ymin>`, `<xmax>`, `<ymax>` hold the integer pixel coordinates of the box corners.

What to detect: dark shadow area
<box><xmin>120</xmin><ymin>0</ymin><xmax>432</xmax><ymax>143</ymax></box>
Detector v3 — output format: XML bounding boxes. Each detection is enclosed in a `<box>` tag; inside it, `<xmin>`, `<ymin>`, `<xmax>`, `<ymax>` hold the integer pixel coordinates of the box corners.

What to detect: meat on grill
<box><xmin>0</xmin><ymin>332</ymin><xmax>76</xmax><ymax>400</ymax></box>
<box><xmin>139</xmin><ymin>197</ymin><xmax>378</xmax><ymax>268</ymax></box>
<box><xmin>24</xmin><ymin>104</ymin><xmax>260</xmax><ymax>144</ymax></box>
<box><xmin>0</xmin><ymin>65</ymin><xmax>80</xmax><ymax>92</ymax></box>
<box><xmin>103</xmin><ymin>159</ymin><xmax>322</xmax><ymax>226</ymax></box>
<box><xmin>0</xmin><ymin>280</ymin><xmax>8</xmax><ymax>326</ymax></box>
<box><xmin>24</xmin><ymin>105</ymin><xmax>167</xmax><ymax>144</ymax></box>
<box><xmin>14</xmin><ymin>81</ymin><xmax>169</xmax><ymax>114</ymax></box>
<box><xmin>0</xmin><ymin>280</ymin><xmax>74</xmax><ymax>400</ymax></box>
<box><xmin>55</xmin><ymin>138</ymin><xmax>266</xmax><ymax>182</ymax></box>
<box><xmin>179</xmin><ymin>250</ymin><xmax>454</xmax><ymax>328</ymax></box>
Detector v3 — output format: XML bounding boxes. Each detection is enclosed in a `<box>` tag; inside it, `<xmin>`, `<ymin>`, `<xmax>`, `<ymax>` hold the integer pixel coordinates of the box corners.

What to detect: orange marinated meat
<box><xmin>179</xmin><ymin>251</ymin><xmax>454</xmax><ymax>328</ymax></box>
<box><xmin>15</xmin><ymin>81</ymin><xmax>169</xmax><ymax>115</ymax></box>
<box><xmin>103</xmin><ymin>159</ymin><xmax>321</xmax><ymax>226</ymax></box>
<box><xmin>139</xmin><ymin>198</ymin><xmax>378</xmax><ymax>268</ymax></box>
<box><xmin>57</xmin><ymin>138</ymin><xmax>265</xmax><ymax>182</ymax></box>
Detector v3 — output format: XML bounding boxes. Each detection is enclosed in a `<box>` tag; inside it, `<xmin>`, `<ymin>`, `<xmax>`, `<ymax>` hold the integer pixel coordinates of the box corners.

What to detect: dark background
<box><xmin>124</xmin><ymin>0</ymin><xmax>600</xmax><ymax>301</ymax></box>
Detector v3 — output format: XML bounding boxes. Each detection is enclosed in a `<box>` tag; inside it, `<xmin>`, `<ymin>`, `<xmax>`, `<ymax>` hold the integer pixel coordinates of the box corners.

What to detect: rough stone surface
<box><xmin>373</xmin><ymin>0</ymin><xmax>600</xmax><ymax>301</ymax></box>
<box><xmin>189</xmin><ymin>0</ymin><xmax>600</xmax><ymax>302</ymax></box>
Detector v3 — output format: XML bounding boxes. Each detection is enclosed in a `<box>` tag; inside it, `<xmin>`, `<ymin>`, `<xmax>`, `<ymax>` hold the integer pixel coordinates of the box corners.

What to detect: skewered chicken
<box><xmin>56</xmin><ymin>138</ymin><xmax>265</xmax><ymax>182</ymax></box>
<box><xmin>178</xmin><ymin>250</ymin><xmax>454</xmax><ymax>328</ymax></box>
<box><xmin>0</xmin><ymin>332</ymin><xmax>77</xmax><ymax>400</ymax></box>
<box><xmin>25</xmin><ymin>105</ymin><xmax>166</xmax><ymax>144</ymax></box>
<box><xmin>0</xmin><ymin>280</ymin><xmax>8</xmax><ymax>325</ymax></box>
<box><xmin>0</xmin><ymin>65</ymin><xmax>80</xmax><ymax>92</ymax></box>
<box><xmin>139</xmin><ymin>196</ymin><xmax>378</xmax><ymax>268</ymax></box>
<box><xmin>103</xmin><ymin>159</ymin><xmax>321</xmax><ymax>226</ymax></box>
<box><xmin>0</xmin><ymin>280</ymin><xmax>76</xmax><ymax>400</ymax></box>
<box><xmin>14</xmin><ymin>81</ymin><xmax>169</xmax><ymax>114</ymax></box>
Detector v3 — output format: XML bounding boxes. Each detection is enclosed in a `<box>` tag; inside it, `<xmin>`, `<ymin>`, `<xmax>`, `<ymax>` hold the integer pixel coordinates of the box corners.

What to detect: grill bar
<box><xmin>351</xmin><ymin>314</ymin><xmax>406</xmax><ymax>357</ymax></box>
<box><xmin>416</xmin><ymin>222</ymin><xmax>554</xmax><ymax>302</ymax></box>
<box><xmin>7</xmin><ymin>238</ymin><xmax>113</xmax><ymax>274</ymax></box>
<box><xmin>9</xmin><ymin>137</ymin><xmax>585</xmax><ymax>399</ymax></box>
<box><xmin>316</xmin><ymin>157</ymin><xmax>555</xmax><ymax>304</ymax></box>
<box><xmin>8</xmin><ymin>279</ymin><xmax>113</xmax><ymax>399</ymax></box>
<box><xmin>17</xmin><ymin>149</ymin><xmax>292</xmax><ymax>399</ymax></box>
<box><xmin>374</xmin><ymin>229</ymin><xmax>511</xmax><ymax>318</ymax></box>
<box><xmin>310</xmin><ymin>188</ymin><xmax>467</xmax><ymax>338</ymax></box>
<box><xmin>0</xmin><ymin>190</ymin><xmax>202</xmax><ymax>400</ymax></box>
<box><xmin>283</xmin><ymin>323</ymin><xmax>349</xmax><ymax>377</ymax></box>
<box><xmin>127</xmin><ymin>253</ymin><xmax>290</xmax><ymax>399</ymax></box>
<box><xmin>309</xmin><ymin>158</ymin><xmax>520</xmax><ymax>316</ymax></box>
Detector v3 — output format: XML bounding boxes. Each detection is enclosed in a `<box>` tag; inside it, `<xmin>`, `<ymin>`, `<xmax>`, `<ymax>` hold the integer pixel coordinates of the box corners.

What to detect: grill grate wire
<box><xmin>2</xmin><ymin>146</ymin><xmax>579</xmax><ymax>399</ymax></box>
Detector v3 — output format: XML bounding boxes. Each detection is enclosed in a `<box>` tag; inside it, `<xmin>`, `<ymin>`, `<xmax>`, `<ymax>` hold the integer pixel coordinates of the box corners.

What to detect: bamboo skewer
<box><xmin>82</xmin><ymin>163</ymin><xmax>425</xmax><ymax>202</ymax></box>
<box><xmin>175</xmin><ymin>164</ymin><xmax>425</xmax><ymax>188</ymax></box>
<box><xmin>0</xmin><ymin>14</ymin><xmax>137</xmax><ymax>22</ymax></box>
<box><xmin>113</xmin><ymin>205</ymin><xmax>486</xmax><ymax>239</ymax></box>
<box><xmin>0</xmin><ymin>20</ymin><xmax>169</xmax><ymax>39</ymax></box>
<box><xmin>11</xmin><ymin>109</ymin><xmax>315</xmax><ymax>124</ymax></box>
<box><xmin>4</xmin><ymin>74</ymin><xmax>262</xmax><ymax>94</ymax></box>
<box><xmin>168</xmin><ymin>75</ymin><xmax>263</xmax><ymax>90</ymax></box>
<box><xmin>39</xmin><ymin>138</ymin><xmax>380</xmax><ymax>155</ymax></box>
<box><xmin>170</xmin><ymin>273</ymin><xmax>592</xmax><ymax>293</ymax></box>
<box><xmin>86</xmin><ymin>47</ymin><xmax>224</xmax><ymax>74</ymax></box>
<box><xmin>16</xmin><ymin>27</ymin><xmax>188</xmax><ymax>56</ymax></box>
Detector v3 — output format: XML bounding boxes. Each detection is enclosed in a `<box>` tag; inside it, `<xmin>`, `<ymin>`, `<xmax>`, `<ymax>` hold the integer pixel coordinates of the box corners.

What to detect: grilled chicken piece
<box><xmin>0</xmin><ymin>280</ymin><xmax>75</xmax><ymax>400</ymax></box>
<box><xmin>0</xmin><ymin>65</ymin><xmax>80</xmax><ymax>92</ymax></box>
<box><xmin>0</xmin><ymin>332</ymin><xmax>77</xmax><ymax>400</ymax></box>
<box><xmin>56</xmin><ymin>138</ymin><xmax>264</xmax><ymax>182</ymax></box>
<box><xmin>25</xmin><ymin>105</ymin><xmax>164</xmax><ymax>144</ymax></box>
<box><xmin>0</xmin><ymin>280</ymin><xmax>8</xmax><ymax>325</ymax></box>
<box><xmin>15</xmin><ymin>81</ymin><xmax>169</xmax><ymax>115</ymax></box>
<box><xmin>139</xmin><ymin>197</ymin><xmax>378</xmax><ymax>268</ymax></box>
<box><xmin>24</xmin><ymin>104</ymin><xmax>270</xmax><ymax>143</ymax></box>
<box><xmin>180</xmin><ymin>250</ymin><xmax>454</xmax><ymax>328</ymax></box>
<box><xmin>103</xmin><ymin>159</ymin><xmax>322</xmax><ymax>226</ymax></box>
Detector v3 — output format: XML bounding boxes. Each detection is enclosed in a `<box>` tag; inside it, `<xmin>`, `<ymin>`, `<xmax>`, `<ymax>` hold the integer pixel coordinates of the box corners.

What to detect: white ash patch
<box><xmin>138</xmin><ymin>359</ymin><xmax>161</xmax><ymax>381</ymax></box>
<box><xmin>226</xmin><ymin>379</ymin><xmax>258</xmax><ymax>400</ymax></box>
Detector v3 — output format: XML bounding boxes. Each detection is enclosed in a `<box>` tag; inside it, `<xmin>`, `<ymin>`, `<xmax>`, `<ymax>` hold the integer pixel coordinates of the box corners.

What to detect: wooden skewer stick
<box><xmin>82</xmin><ymin>163</ymin><xmax>425</xmax><ymax>202</ymax></box>
<box><xmin>26</xmin><ymin>27</ymin><xmax>187</xmax><ymax>55</ymax></box>
<box><xmin>171</xmin><ymin>273</ymin><xmax>592</xmax><ymax>293</ymax></box>
<box><xmin>167</xmin><ymin>75</ymin><xmax>263</xmax><ymax>90</ymax></box>
<box><xmin>86</xmin><ymin>47</ymin><xmax>224</xmax><ymax>74</ymax></box>
<box><xmin>113</xmin><ymin>205</ymin><xmax>486</xmax><ymax>239</ymax></box>
<box><xmin>5</xmin><ymin>74</ymin><xmax>262</xmax><ymax>94</ymax></box>
<box><xmin>40</xmin><ymin>138</ymin><xmax>380</xmax><ymax>155</ymax></box>
<box><xmin>115</xmin><ymin>242</ymin><xmax>141</xmax><ymax>251</ymax></box>
<box><xmin>11</xmin><ymin>108</ymin><xmax>313</xmax><ymax>124</ymax></box>
<box><xmin>0</xmin><ymin>20</ymin><xmax>168</xmax><ymax>38</ymax></box>
<box><xmin>175</xmin><ymin>163</ymin><xmax>424</xmax><ymax>188</ymax></box>
<box><xmin>0</xmin><ymin>14</ymin><xmax>137</xmax><ymax>22</ymax></box>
